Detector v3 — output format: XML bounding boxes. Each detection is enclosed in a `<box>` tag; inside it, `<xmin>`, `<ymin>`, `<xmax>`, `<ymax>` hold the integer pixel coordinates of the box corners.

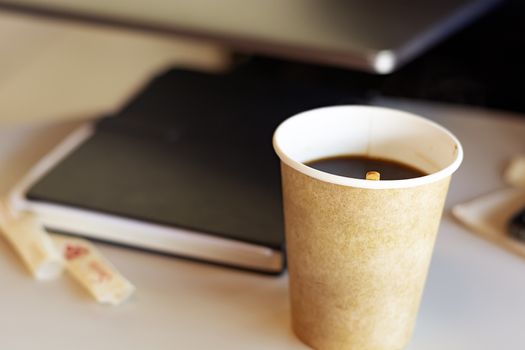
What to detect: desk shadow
<box><xmin>135</xmin><ymin>254</ymin><xmax>300</xmax><ymax>345</ymax></box>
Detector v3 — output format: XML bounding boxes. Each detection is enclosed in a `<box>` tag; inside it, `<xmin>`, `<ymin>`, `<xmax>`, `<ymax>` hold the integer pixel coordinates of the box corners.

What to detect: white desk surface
<box><xmin>1</xmin><ymin>13</ymin><xmax>525</xmax><ymax>350</ymax></box>
<box><xmin>0</xmin><ymin>98</ymin><xmax>524</xmax><ymax>350</ymax></box>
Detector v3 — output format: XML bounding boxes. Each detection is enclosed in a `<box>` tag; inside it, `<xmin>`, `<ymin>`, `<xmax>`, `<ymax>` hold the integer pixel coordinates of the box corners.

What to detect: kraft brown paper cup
<box><xmin>273</xmin><ymin>106</ymin><xmax>463</xmax><ymax>350</ymax></box>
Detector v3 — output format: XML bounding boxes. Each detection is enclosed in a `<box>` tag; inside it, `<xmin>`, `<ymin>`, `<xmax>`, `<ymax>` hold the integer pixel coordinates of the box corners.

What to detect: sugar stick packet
<box><xmin>0</xmin><ymin>202</ymin><xmax>63</xmax><ymax>280</ymax></box>
<box><xmin>51</xmin><ymin>234</ymin><xmax>135</xmax><ymax>305</ymax></box>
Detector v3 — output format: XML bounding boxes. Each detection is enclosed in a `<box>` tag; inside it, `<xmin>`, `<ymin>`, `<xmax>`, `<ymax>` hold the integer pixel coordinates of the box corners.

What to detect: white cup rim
<box><xmin>273</xmin><ymin>105</ymin><xmax>463</xmax><ymax>189</ymax></box>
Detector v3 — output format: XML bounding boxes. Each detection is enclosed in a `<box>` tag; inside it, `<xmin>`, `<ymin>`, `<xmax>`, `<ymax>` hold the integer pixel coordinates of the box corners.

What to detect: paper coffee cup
<box><xmin>273</xmin><ymin>106</ymin><xmax>462</xmax><ymax>350</ymax></box>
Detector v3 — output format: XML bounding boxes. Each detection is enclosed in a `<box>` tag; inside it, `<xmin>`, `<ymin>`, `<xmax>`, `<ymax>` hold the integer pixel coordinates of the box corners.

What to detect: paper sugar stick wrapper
<box><xmin>0</xmin><ymin>202</ymin><xmax>63</xmax><ymax>280</ymax></box>
<box><xmin>52</xmin><ymin>234</ymin><xmax>135</xmax><ymax>305</ymax></box>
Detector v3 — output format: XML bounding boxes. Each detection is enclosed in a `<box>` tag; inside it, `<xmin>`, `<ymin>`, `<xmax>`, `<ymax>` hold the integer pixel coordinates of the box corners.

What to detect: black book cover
<box><xmin>26</xmin><ymin>66</ymin><xmax>358</xmax><ymax>261</ymax></box>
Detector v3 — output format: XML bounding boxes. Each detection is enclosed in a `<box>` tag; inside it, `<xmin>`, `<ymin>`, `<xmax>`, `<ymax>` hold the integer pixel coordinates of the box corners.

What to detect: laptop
<box><xmin>0</xmin><ymin>0</ymin><xmax>500</xmax><ymax>73</ymax></box>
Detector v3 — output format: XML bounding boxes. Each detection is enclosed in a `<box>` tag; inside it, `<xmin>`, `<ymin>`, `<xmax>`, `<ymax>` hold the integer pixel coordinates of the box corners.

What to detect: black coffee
<box><xmin>306</xmin><ymin>155</ymin><xmax>427</xmax><ymax>180</ymax></box>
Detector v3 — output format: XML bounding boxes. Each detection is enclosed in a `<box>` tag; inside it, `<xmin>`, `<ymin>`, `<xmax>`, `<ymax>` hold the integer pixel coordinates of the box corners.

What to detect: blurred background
<box><xmin>0</xmin><ymin>0</ymin><xmax>522</xmax><ymax>122</ymax></box>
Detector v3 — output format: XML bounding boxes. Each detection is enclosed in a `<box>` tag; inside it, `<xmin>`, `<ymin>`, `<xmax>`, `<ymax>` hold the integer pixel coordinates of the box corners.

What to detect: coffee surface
<box><xmin>306</xmin><ymin>155</ymin><xmax>427</xmax><ymax>180</ymax></box>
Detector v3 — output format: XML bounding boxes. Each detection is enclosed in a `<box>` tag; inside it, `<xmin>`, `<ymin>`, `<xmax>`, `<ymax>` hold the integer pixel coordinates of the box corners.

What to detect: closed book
<box><xmin>10</xmin><ymin>67</ymin><xmax>357</xmax><ymax>274</ymax></box>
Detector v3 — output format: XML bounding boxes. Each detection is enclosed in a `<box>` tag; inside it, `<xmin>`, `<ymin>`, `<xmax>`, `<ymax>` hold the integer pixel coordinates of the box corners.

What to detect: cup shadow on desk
<box><xmin>134</xmin><ymin>254</ymin><xmax>298</xmax><ymax>344</ymax></box>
